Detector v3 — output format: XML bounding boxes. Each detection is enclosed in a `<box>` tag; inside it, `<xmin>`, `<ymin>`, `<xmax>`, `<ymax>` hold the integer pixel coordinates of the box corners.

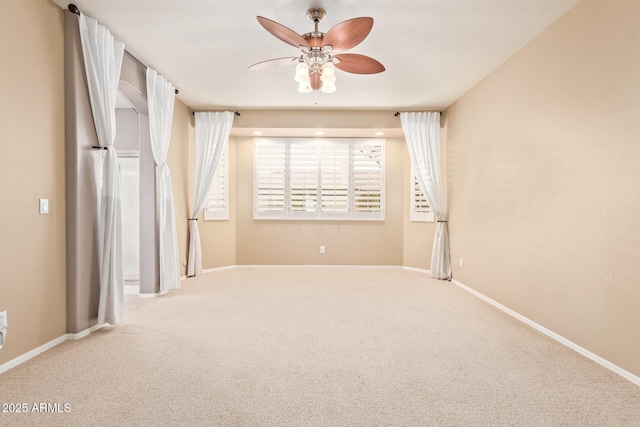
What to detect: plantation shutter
<box><xmin>254</xmin><ymin>138</ymin><xmax>384</xmax><ymax>220</ymax></box>
<box><xmin>289</xmin><ymin>141</ymin><xmax>319</xmax><ymax>216</ymax></box>
<box><xmin>255</xmin><ymin>139</ymin><xmax>286</xmax><ymax>218</ymax></box>
<box><xmin>352</xmin><ymin>141</ymin><xmax>384</xmax><ymax>219</ymax></box>
<box><xmin>410</xmin><ymin>172</ymin><xmax>434</xmax><ymax>222</ymax></box>
<box><xmin>204</xmin><ymin>143</ymin><xmax>228</xmax><ymax>220</ymax></box>
<box><xmin>320</xmin><ymin>142</ymin><xmax>351</xmax><ymax>215</ymax></box>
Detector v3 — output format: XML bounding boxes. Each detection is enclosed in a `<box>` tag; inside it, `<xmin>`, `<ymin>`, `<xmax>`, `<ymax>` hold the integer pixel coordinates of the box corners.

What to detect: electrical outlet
<box><xmin>459</xmin><ymin>258</ymin><xmax>464</xmax><ymax>268</ymax></box>
<box><xmin>319</xmin><ymin>246</ymin><xmax>326</xmax><ymax>254</ymax></box>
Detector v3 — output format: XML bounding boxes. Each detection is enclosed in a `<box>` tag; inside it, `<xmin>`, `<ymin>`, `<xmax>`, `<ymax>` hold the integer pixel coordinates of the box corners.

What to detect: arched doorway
<box><xmin>115</xmin><ymin>79</ymin><xmax>159</xmax><ymax>297</ymax></box>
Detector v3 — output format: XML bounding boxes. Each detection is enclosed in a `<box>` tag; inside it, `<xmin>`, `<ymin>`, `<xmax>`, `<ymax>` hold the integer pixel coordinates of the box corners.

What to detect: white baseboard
<box><xmin>201</xmin><ymin>266</ymin><xmax>237</xmax><ymax>274</ymax></box>
<box><xmin>66</xmin><ymin>323</ymin><xmax>104</xmax><ymax>340</ymax></box>
<box><xmin>124</xmin><ymin>285</ymin><xmax>139</xmax><ymax>295</ymax></box>
<box><xmin>451</xmin><ymin>279</ymin><xmax>640</xmax><ymax>387</ymax></box>
<box><xmin>0</xmin><ymin>334</ymin><xmax>67</xmax><ymax>375</ymax></box>
<box><xmin>138</xmin><ymin>291</ymin><xmax>167</xmax><ymax>299</ymax></box>
<box><xmin>236</xmin><ymin>264</ymin><xmax>404</xmax><ymax>270</ymax></box>
<box><xmin>403</xmin><ymin>266</ymin><xmax>431</xmax><ymax>275</ymax></box>
<box><xmin>0</xmin><ymin>323</ymin><xmax>109</xmax><ymax>374</ymax></box>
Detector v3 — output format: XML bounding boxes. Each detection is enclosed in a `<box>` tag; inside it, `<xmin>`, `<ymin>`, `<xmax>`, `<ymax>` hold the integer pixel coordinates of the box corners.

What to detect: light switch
<box><xmin>39</xmin><ymin>198</ymin><xmax>49</xmax><ymax>214</ymax></box>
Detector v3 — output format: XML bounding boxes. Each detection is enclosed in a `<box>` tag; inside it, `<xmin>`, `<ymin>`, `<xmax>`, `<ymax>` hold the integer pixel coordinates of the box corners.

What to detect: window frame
<box><xmin>254</xmin><ymin>138</ymin><xmax>385</xmax><ymax>221</ymax></box>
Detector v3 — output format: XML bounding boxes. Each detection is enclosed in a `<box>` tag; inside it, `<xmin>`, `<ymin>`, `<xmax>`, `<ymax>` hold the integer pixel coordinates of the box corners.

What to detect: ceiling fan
<box><xmin>248</xmin><ymin>8</ymin><xmax>385</xmax><ymax>93</ymax></box>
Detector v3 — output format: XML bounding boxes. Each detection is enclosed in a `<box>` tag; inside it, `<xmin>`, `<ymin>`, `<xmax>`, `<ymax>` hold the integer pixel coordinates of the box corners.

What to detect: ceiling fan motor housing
<box><xmin>306</xmin><ymin>8</ymin><xmax>326</xmax><ymax>23</ymax></box>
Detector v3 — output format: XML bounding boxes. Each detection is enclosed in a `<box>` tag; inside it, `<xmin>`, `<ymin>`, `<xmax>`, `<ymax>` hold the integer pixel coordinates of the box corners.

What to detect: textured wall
<box><xmin>0</xmin><ymin>1</ymin><xmax>66</xmax><ymax>363</ymax></box>
<box><xmin>446</xmin><ymin>0</ymin><xmax>640</xmax><ymax>376</ymax></box>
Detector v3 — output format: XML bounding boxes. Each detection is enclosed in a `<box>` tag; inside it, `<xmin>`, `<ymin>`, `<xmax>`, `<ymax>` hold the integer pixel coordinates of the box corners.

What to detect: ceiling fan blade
<box><xmin>322</xmin><ymin>17</ymin><xmax>373</xmax><ymax>52</ymax></box>
<box><xmin>248</xmin><ymin>57</ymin><xmax>299</xmax><ymax>71</ymax></box>
<box><xmin>310</xmin><ymin>72</ymin><xmax>322</xmax><ymax>91</ymax></box>
<box><xmin>257</xmin><ymin>16</ymin><xmax>310</xmax><ymax>49</ymax></box>
<box><xmin>334</xmin><ymin>54</ymin><xmax>385</xmax><ymax>74</ymax></box>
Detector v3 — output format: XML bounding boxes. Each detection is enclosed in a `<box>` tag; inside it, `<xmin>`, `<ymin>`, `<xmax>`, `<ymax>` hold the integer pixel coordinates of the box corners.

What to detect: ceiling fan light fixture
<box><xmin>298</xmin><ymin>80</ymin><xmax>313</xmax><ymax>93</ymax></box>
<box><xmin>251</xmin><ymin>9</ymin><xmax>384</xmax><ymax>94</ymax></box>
<box><xmin>295</xmin><ymin>62</ymin><xmax>310</xmax><ymax>82</ymax></box>
<box><xmin>321</xmin><ymin>81</ymin><xmax>336</xmax><ymax>93</ymax></box>
<box><xmin>320</xmin><ymin>62</ymin><xmax>336</xmax><ymax>83</ymax></box>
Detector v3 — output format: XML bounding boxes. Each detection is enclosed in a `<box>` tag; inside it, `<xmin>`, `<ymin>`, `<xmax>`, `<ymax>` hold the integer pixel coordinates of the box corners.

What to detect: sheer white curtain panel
<box><xmin>146</xmin><ymin>68</ymin><xmax>180</xmax><ymax>291</ymax></box>
<box><xmin>79</xmin><ymin>13</ymin><xmax>125</xmax><ymax>323</ymax></box>
<box><xmin>187</xmin><ymin>112</ymin><xmax>234</xmax><ymax>277</ymax></box>
<box><xmin>400</xmin><ymin>112</ymin><xmax>452</xmax><ymax>280</ymax></box>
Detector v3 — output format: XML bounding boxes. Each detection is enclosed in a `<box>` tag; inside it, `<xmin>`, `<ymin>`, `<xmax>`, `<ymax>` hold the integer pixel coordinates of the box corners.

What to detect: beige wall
<box><xmin>169</xmin><ymin>99</ymin><xmax>192</xmax><ymax>276</ymax></box>
<box><xmin>234</xmin><ymin>136</ymin><xmax>405</xmax><ymax>266</ymax></box>
<box><xmin>0</xmin><ymin>1</ymin><xmax>66</xmax><ymax>363</ymax></box>
<box><xmin>446</xmin><ymin>0</ymin><xmax>640</xmax><ymax>376</ymax></box>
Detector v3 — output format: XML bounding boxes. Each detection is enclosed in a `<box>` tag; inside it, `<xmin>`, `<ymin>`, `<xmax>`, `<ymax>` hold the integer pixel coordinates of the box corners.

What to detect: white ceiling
<box><xmin>53</xmin><ymin>0</ymin><xmax>581</xmax><ymax>111</ymax></box>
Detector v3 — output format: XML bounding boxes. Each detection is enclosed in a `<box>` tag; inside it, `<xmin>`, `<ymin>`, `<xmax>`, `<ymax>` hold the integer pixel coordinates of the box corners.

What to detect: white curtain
<box><xmin>187</xmin><ymin>112</ymin><xmax>234</xmax><ymax>277</ymax></box>
<box><xmin>79</xmin><ymin>13</ymin><xmax>125</xmax><ymax>323</ymax></box>
<box><xmin>401</xmin><ymin>112</ymin><xmax>452</xmax><ymax>280</ymax></box>
<box><xmin>146</xmin><ymin>68</ymin><xmax>180</xmax><ymax>291</ymax></box>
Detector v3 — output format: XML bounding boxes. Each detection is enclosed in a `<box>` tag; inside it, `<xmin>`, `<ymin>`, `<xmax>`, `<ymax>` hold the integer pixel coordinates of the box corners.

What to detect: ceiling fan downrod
<box><xmin>300</xmin><ymin>9</ymin><xmax>335</xmax><ymax>75</ymax></box>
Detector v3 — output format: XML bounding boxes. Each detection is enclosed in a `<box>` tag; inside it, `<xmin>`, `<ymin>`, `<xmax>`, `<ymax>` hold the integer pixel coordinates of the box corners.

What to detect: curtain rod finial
<box><xmin>68</xmin><ymin>4</ymin><xmax>80</xmax><ymax>15</ymax></box>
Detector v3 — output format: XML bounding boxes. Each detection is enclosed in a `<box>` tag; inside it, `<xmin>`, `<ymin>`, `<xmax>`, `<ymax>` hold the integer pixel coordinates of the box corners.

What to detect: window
<box><xmin>204</xmin><ymin>141</ymin><xmax>229</xmax><ymax>220</ymax></box>
<box><xmin>410</xmin><ymin>166</ymin><xmax>434</xmax><ymax>222</ymax></box>
<box><xmin>254</xmin><ymin>138</ymin><xmax>385</xmax><ymax>220</ymax></box>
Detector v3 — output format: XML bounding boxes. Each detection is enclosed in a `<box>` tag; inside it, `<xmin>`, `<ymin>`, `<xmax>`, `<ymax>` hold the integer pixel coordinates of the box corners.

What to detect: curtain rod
<box><xmin>67</xmin><ymin>3</ymin><xmax>179</xmax><ymax>95</ymax></box>
<box><xmin>394</xmin><ymin>111</ymin><xmax>442</xmax><ymax>116</ymax></box>
<box><xmin>192</xmin><ymin>111</ymin><xmax>241</xmax><ymax>116</ymax></box>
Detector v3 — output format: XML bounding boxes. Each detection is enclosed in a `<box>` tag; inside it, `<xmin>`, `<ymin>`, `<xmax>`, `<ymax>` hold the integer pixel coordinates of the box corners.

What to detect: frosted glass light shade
<box><xmin>298</xmin><ymin>81</ymin><xmax>312</xmax><ymax>93</ymax></box>
<box><xmin>321</xmin><ymin>62</ymin><xmax>336</xmax><ymax>82</ymax></box>
<box><xmin>321</xmin><ymin>80</ymin><xmax>336</xmax><ymax>93</ymax></box>
<box><xmin>295</xmin><ymin>62</ymin><xmax>309</xmax><ymax>83</ymax></box>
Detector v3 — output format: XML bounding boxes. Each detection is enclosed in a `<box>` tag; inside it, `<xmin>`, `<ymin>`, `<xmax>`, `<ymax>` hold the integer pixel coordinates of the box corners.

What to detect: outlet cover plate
<box><xmin>0</xmin><ymin>311</ymin><xmax>6</xmax><ymax>330</ymax></box>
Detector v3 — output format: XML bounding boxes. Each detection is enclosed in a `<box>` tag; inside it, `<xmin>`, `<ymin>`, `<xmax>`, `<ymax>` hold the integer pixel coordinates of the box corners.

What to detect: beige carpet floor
<box><xmin>1</xmin><ymin>267</ymin><xmax>639</xmax><ymax>426</ymax></box>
